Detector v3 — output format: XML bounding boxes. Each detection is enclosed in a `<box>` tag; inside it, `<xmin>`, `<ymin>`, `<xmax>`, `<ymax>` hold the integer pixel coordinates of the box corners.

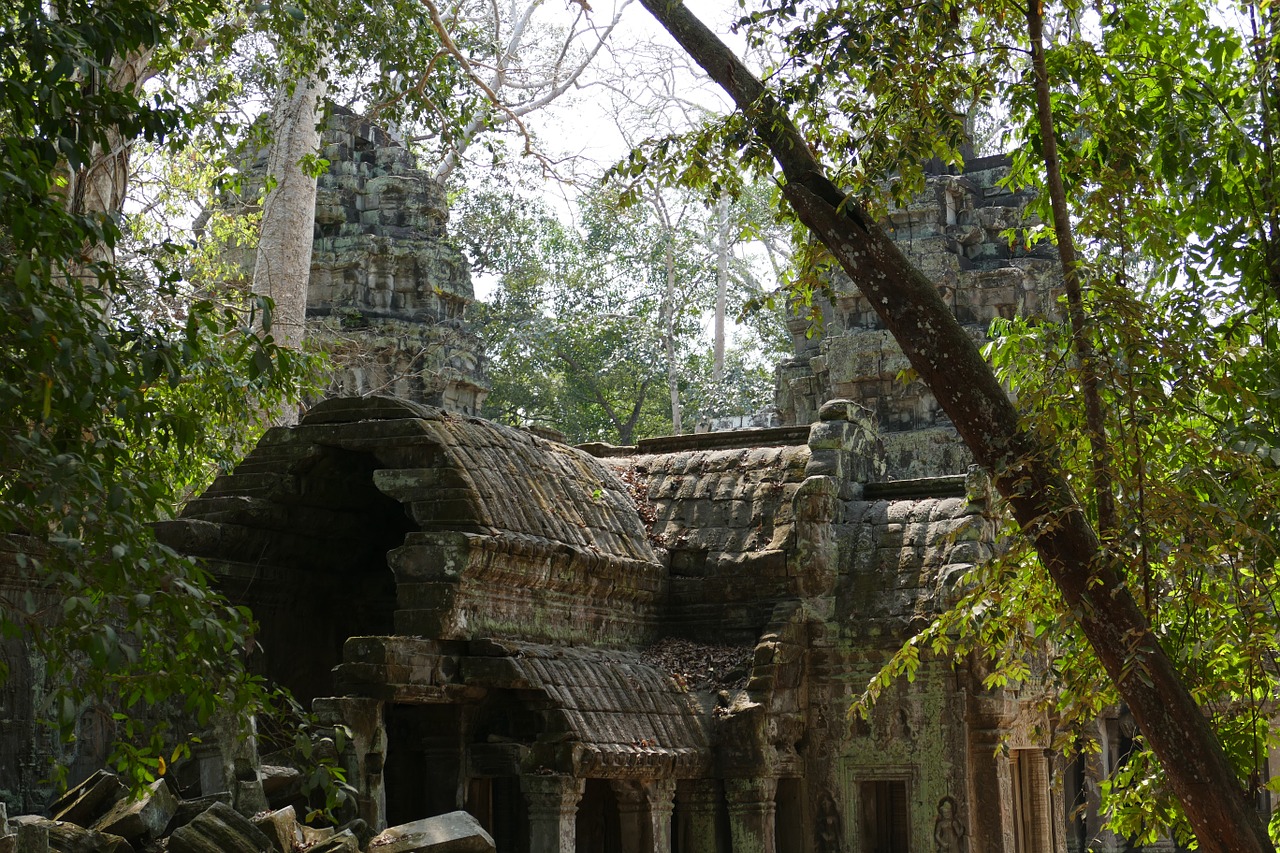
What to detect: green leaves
<box><xmin>702</xmin><ymin>0</ymin><xmax>1280</xmax><ymax>839</ymax></box>
<box><xmin>459</xmin><ymin>170</ymin><xmax>784</xmax><ymax>443</ymax></box>
<box><xmin>0</xmin><ymin>0</ymin><xmax>322</xmax><ymax>801</ymax></box>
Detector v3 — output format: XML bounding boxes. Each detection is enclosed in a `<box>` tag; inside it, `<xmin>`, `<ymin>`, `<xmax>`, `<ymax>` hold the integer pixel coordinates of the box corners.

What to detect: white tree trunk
<box><xmin>252</xmin><ymin>71</ymin><xmax>327</xmax><ymax>424</ymax></box>
<box><xmin>664</xmin><ymin>236</ymin><xmax>681</xmax><ymax>435</ymax></box>
<box><xmin>713</xmin><ymin>192</ymin><xmax>729</xmax><ymax>387</ymax></box>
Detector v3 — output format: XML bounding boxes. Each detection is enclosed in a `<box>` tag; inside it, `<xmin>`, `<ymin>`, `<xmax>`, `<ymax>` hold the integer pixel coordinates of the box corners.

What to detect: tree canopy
<box><xmin>455</xmin><ymin>168</ymin><xmax>785</xmax><ymax>444</ymax></box>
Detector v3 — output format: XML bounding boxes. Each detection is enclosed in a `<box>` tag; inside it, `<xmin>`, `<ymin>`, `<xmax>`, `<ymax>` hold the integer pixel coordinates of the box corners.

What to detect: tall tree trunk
<box><xmin>1027</xmin><ymin>0</ymin><xmax>1116</xmax><ymax>537</ymax></box>
<box><xmin>664</xmin><ymin>235</ymin><xmax>682</xmax><ymax>434</ymax></box>
<box><xmin>69</xmin><ymin>50</ymin><xmax>157</xmax><ymax>224</ymax></box>
<box><xmin>713</xmin><ymin>192</ymin><xmax>729</xmax><ymax>387</ymax></box>
<box><xmin>61</xmin><ymin>48</ymin><xmax>157</xmax><ymax>298</ymax></box>
<box><xmin>636</xmin><ymin>2</ymin><xmax>1273</xmax><ymax>850</ymax></box>
<box><xmin>252</xmin><ymin>70</ymin><xmax>327</xmax><ymax>425</ymax></box>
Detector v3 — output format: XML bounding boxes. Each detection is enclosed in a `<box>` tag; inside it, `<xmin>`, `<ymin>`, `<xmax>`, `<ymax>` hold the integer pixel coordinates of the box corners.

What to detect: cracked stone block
<box><xmin>167</xmin><ymin>802</ymin><xmax>274</xmax><ymax>853</ymax></box>
<box><xmin>368</xmin><ymin>811</ymin><xmax>496</xmax><ymax>853</ymax></box>
<box><xmin>48</xmin><ymin>770</ymin><xmax>125</xmax><ymax>828</ymax></box>
<box><xmin>251</xmin><ymin>806</ymin><xmax>301</xmax><ymax>853</ymax></box>
<box><xmin>92</xmin><ymin>778</ymin><xmax>177</xmax><ymax>841</ymax></box>
<box><xmin>12</xmin><ymin>817</ymin><xmax>129</xmax><ymax>853</ymax></box>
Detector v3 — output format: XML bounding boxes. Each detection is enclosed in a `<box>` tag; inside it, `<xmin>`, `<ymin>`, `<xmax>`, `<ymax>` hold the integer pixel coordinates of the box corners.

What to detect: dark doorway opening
<box><xmin>775</xmin><ymin>777</ymin><xmax>805</xmax><ymax>853</ymax></box>
<box><xmin>383</xmin><ymin>704</ymin><xmax>463</xmax><ymax>826</ymax></box>
<box><xmin>860</xmin><ymin>780</ymin><xmax>909</xmax><ymax>853</ymax></box>
<box><xmin>576</xmin><ymin>779</ymin><xmax>622</xmax><ymax>853</ymax></box>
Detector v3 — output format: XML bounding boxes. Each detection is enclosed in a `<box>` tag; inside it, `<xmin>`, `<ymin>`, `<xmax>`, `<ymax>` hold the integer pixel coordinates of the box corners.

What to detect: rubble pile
<box><xmin>0</xmin><ymin>770</ymin><xmax>494</xmax><ymax>853</ymax></box>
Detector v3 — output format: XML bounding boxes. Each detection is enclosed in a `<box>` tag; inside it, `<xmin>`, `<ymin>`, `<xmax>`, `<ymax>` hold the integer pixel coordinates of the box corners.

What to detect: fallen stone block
<box><xmin>48</xmin><ymin>771</ymin><xmax>126</xmax><ymax>828</ymax></box>
<box><xmin>368</xmin><ymin>811</ymin><xmax>495</xmax><ymax>853</ymax></box>
<box><xmin>165</xmin><ymin>793</ymin><xmax>232</xmax><ymax>835</ymax></box>
<box><xmin>167</xmin><ymin>801</ymin><xmax>274</xmax><ymax>853</ymax></box>
<box><xmin>251</xmin><ymin>805</ymin><xmax>302</xmax><ymax>853</ymax></box>
<box><xmin>309</xmin><ymin>828</ymin><xmax>361</xmax><ymax>852</ymax></box>
<box><xmin>91</xmin><ymin>778</ymin><xmax>177</xmax><ymax>841</ymax></box>
<box><xmin>11</xmin><ymin>817</ymin><xmax>129</xmax><ymax>853</ymax></box>
<box><xmin>300</xmin><ymin>824</ymin><xmax>336</xmax><ymax>847</ymax></box>
<box><xmin>258</xmin><ymin>764</ymin><xmax>302</xmax><ymax>804</ymax></box>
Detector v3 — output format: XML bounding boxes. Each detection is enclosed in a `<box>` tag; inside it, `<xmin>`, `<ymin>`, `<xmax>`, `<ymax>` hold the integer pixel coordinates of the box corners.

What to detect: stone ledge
<box><xmin>863</xmin><ymin>475</ymin><xmax>967</xmax><ymax>500</ymax></box>
<box><xmin>636</xmin><ymin>426</ymin><xmax>811</xmax><ymax>455</ymax></box>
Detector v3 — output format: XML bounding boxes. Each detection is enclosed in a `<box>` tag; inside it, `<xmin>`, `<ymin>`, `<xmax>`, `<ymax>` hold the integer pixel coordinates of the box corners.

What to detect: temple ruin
<box><xmin>147</xmin><ymin>157</ymin><xmax>1084</xmax><ymax>853</ymax></box>
<box><xmin>0</xmin><ymin>128</ymin><xmax>1152</xmax><ymax>852</ymax></box>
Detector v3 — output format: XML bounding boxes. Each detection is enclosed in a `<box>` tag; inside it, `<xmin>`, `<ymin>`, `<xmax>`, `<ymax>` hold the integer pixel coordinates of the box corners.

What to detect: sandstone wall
<box><xmin>777</xmin><ymin>156</ymin><xmax>1062</xmax><ymax>479</ymax></box>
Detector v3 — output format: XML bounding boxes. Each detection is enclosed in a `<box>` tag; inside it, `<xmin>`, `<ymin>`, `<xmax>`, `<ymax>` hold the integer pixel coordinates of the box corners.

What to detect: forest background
<box><xmin>4</xmin><ymin>0</ymin><xmax>1280</xmax><ymax>848</ymax></box>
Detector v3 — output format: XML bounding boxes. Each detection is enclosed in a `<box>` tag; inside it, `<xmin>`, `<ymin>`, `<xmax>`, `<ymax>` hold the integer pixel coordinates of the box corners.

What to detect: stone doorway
<box><xmin>383</xmin><ymin>704</ymin><xmax>464</xmax><ymax>826</ymax></box>
<box><xmin>774</xmin><ymin>777</ymin><xmax>805</xmax><ymax>853</ymax></box>
<box><xmin>576</xmin><ymin>779</ymin><xmax>623</xmax><ymax>853</ymax></box>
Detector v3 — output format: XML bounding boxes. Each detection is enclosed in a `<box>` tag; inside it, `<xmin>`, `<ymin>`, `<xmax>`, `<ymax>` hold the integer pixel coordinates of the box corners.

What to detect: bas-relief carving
<box><xmin>817</xmin><ymin>790</ymin><xmax>844</xmax><ymax>853</ymax></box>
<box><xmin>935</xmin><ymin>796</ymin><xmax>968</xmax><ymax>853</ymax></box>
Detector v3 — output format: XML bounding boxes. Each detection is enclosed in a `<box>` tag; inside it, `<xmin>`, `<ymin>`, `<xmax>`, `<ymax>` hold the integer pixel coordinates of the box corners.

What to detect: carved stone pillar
<box><xmin>313</xmin><ymin>697</ymin><xmax>386</xmax><ymax>830</ymax></box>
<box><xmin>613</xmin><ymin>778</ymin><xmax>678</xmax><ymax>853</ymax></box>
<box><xmin>1010</xmin><ymin>749</ymin><xmax>1056</xmax><ymax>853</ymax></box>
<box><xmin>648</xmin><ymin>779</ymin><xmax>677</xmax><ymax>853</ymax></box>
<box><xmin>522</xmin><ymin>775</ymin><xmax>585</xmax><ymax>853</ymax></box>
<box><xmin>676</xmin><ymin>779</ymin><xmax>720</xmax><ymax>853</ymax></box>
<box><xmin>726</xmin><ymin>777</ymin><xmax>778</xmax><ymax>853</ymax></box>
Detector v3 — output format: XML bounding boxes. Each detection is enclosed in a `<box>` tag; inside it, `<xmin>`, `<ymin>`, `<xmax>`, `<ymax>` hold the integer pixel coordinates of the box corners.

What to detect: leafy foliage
<box><xmin>456</xmin><ymin>172</ymin><xmax>784</xmax><ymax>444</ymax></box>
<box><xmin>0</xmin><ymin>0</ymin><xmax>315</xmax><ymax>791</ymax></box>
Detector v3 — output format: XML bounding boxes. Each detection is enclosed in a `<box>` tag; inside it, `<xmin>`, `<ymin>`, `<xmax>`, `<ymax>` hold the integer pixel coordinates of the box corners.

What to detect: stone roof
<box><xmin>156</xmin><ymin>396</ymin><xmax>667</xmax><ymax>698</ymax></box>
<box><xmin>629</xmin><ymin>444</ymin><xmax>811</xmax><ymax>557</ymax></box>
<box><xmin>837</xmin><ymin>489</ymin><xmax>996</xmax><ymax>635</ymax></box>
<box><xmin>613</xmin><ymin>444</ymin><xmax>813</xmax><ymax>642</ymax></box>
<box><xmin>180</xmin><ymin>395</ymin><xmax>657</xmax><ymax>570</ymax></box>
<box><xmin>463</xmin><ymin>639</ymin><xmax>711</xmax><ymax>778</ymax></box>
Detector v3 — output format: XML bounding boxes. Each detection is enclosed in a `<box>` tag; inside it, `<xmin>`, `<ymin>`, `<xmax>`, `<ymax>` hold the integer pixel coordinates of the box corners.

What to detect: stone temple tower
<box><xmin>774</xmin><ymin>154</ymin><xmax>1062</xmax><ymax>479</ymax></box>
<box><xmin>304</xmin><ymin>107</ymin><xmax>488</xmax><ymax>415</ymax></box>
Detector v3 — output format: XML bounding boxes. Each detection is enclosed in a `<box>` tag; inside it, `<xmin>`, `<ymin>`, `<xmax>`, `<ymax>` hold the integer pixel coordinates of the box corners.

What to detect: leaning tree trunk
<box><xmin>252</xmin><ymin>70</ymin><xmax>327</xmax><ymax>425</ymax></box>
<box><xmin>636</xmin><ymin>1</ymin><xmax>1274</xmax><ymax>851</ymax></box>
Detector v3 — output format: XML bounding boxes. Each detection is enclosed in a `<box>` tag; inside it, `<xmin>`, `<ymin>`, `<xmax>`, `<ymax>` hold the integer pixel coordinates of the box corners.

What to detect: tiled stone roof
<box><xmin>464</xmin><ymin>640</ymin><xmax>710</xmax><ymax>778</ymax></box>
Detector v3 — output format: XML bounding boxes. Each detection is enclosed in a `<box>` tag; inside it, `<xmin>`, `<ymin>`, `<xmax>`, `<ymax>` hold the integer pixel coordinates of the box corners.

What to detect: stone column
<box><xmin>522</xmin><ymin>775</ymin><xmax>585</xmax><ymax>853</ymax></box>
<box><xmin>1013</xmin><ymin>749</ymin><xmax>1056</xmax><ymax>853</ymax></box>
<box><xmin>649</xmin><ymin>779</ymin><xmax>677</xmax><ymax>853</ymax></box>
<box><xmin>613</xmin><ymin>779</ymin><xmax>678</xmax><ymax>853</ymax></box>
<box><xmin>313</xmin><ymin>697</ymin><xmax>387</xmax><ymax>830</ymax></box>
<box><xmin>966</xmin><ymin>698</ymin><xmax>1016</xmax><ymax>853</ymax></box>
<box><xmin>676</xmin><ymin>779</ymin><xmax>721</xmax><ymax>853</ymax></box>
<box><xmin>725</xmin><ymin>777</ymin><xmax>778</xmax><ymax>853</ymax></box>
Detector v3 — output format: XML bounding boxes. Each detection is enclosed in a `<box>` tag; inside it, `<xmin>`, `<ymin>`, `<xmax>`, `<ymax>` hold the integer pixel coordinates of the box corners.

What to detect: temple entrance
<box><xmin>775</xmin><ymin>777</ymin><xmax>805</xmax><ymax>853</ymax></box>
<box><xmin>577</xmin><ymin>779</ymin><xmax>623</xmax><ymax>853</ymax></box>
<box><xmin>384</xmin><ymin>704</ymin><xmax>464</xmax><ymax>826</ymax></box>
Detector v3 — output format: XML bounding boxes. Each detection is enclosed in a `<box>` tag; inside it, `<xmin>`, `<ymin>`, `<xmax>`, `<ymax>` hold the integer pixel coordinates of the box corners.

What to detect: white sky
<box><xmin>466</xmin><ymin>0</ymin><xmax>751</xmax><ymax>301</ymax></box>
<box><xmin>533</xmin><ymin>0</ymin><xmax>746</xmax><ymax>170</ymax></box>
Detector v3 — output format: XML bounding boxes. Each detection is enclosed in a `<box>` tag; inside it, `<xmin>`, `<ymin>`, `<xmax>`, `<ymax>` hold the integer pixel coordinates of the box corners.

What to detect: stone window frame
<box><xmin>839</xmin><ymin>761</ymin><xmax>919</xmax><ymax>853</ymax></box>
